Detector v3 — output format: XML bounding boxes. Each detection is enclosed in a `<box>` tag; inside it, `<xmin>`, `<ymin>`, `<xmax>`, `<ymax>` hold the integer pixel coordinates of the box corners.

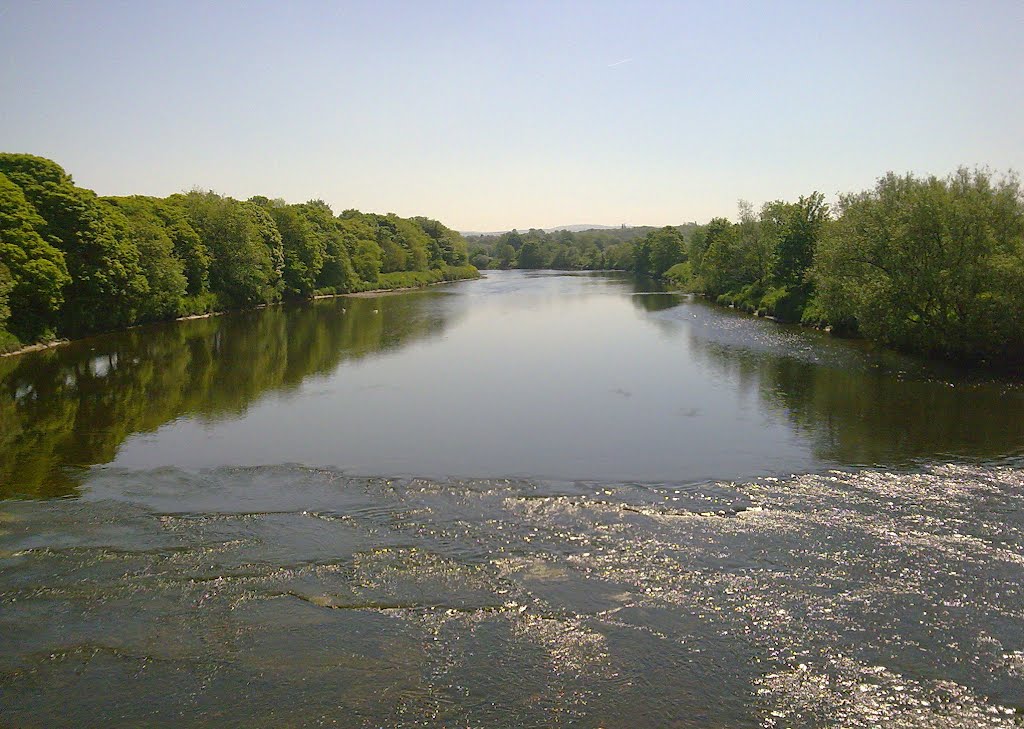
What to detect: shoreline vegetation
<box><xmin>0</xmin><ymin>153</ymin><xmax>478</xmax><ymax>356</ymax></box>
<box><xmin>466</xmin><ymin>168</ymin><xmax>1024</xmax><ymax>366</ymax></box>
<box><xmin>0</xmin><ymin>270</ymin><xmax>478</xmax><ymax>359</ymax></box>
<box><xmin>3</xmin><ymin>153</ymin><xmax>1021</xmax><ymax>366</ymax></box>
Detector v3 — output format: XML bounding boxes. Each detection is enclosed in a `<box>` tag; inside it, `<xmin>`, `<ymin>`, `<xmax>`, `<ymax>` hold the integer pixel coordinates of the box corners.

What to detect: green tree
<box><xmin>294</xmin><ymin>200</ymin><xmax>356</xmax><ymax>294</ymax></box>
<box><xmin>412</xmin><ymin>217</ymin><xmax>469</xmax><ymax>266</ymax></box>
<box><xmin>694</xmin><ymin>217</ymin><xmax>739</xmax><ymax>295</ymax></box>
<box><xmin>494</xmin><ymin>241</ymin><xmax>516</xmax><ymax>268</ymax></box>
<box><xmin>337</xmin><ymin>211</ymin><xmax>382</xmax><ymax>287</ymax></box>
<box><xmin>604</xmin><ymin>240</ymin><xmax>637</xmax><ymax>270</ymax></box>
<box><xmin>812</xmin><ymin>169</ymin><xmax>1024</xmax><ymax>360</ymax></box>
<box><xmin>763</xmin><ymin>192</ymin><xmax>828</xmax><ymax>287</ymax></box>
<box><xmin>373</xmin><ymin>215</ymin><xmax>408</xmax><ymax>273</ymax></box>
<box><xmin>737</xmin><ymin>200</ymin><xmax>771</xmax><ymax>287</ymax></box>
<box><xmin>469</xmin><ymin>250</ymin><xmax>492</xmax><ymax>269</ymax></box>
<box><xmin>246</xmin><ymin>202</ymin><xmax>285</xmax><ymax>294</ymax></box>
<box><xmin>173</xmin><ymin>191</ymin><xmax>282</xmax><ymax>307</ymax></box>
<box><xmin>0</xmin><ymin>171</ymin><xmax>70</xmax><ymax>338</ymax></box>
<box><xmin>0</xmin><ymin>262</ymin><xmax>12</xmax><ymax>335</ymax></box>
<box><xmin>501</xmin><ymin>230</ymin><xmax>524</xmax><ymax>251</ymax></box>
<box><xmin>0</xmin><ymin>154</ymin><xmax>148</xmax><ymax>334</ymax></box>
<box><xmin>517</xmin><ymin>239</ymin><xmax>548</xmax><ymax>268</ymax></box>
<box><xmin>636</xmin><ymin>226</ymin><xmax>686</xmax><ymax>277</ymax></box>
<box><xmin>151</xmin><ymin>200</ymin><xmax>209</xmax><ymax>296</ymax></box>
<box><xmin>551</xmin><ymin>246</ymin><xmax>579</xmax><ymax>269</ymax></box>
<box><xmin>390</xmin><ymin>215</ymin><xmax>430</xmax><ymax>271</ymax></box>
<box><xmin>103</xmin><ymin>196</ymin><xmax>188</xmax><ymax>321</ymax></box>
<box><xmin>251</xmin><ymin>198</ymin><xmax>325</xmax><ymax>298</ymax></box>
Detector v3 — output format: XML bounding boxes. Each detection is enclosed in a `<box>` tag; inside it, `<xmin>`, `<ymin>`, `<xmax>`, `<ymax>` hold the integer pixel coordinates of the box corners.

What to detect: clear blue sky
<box><xmin>2</xmin><ymin>1</ymin><xmax>1021</xmax><ymax>231</ymax></box>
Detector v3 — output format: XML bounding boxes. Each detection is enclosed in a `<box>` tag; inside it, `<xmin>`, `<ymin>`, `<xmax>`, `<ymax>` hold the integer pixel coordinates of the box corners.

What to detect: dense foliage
<box><xmin>0</xmin><ymin>154</ymin><xmax>477</xmax><ymax>352</ymax></box>
<box><xmin>661</xmin><ymin>169</ymin><xmax>1024</xmax><ymax>364</ymax></box>
<box><xmin>3</xmin><ymin>153</ymin><xmax>1020</xmax><ymax>364</ymax></box>
<box><xmin>465</xmin><ymin>225</ymin><xmax>695</xmax><ymax>271</ymax></box>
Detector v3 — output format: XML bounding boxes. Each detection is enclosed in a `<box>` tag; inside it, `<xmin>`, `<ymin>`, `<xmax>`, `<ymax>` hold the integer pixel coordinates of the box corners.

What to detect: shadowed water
<box><xmin>1</xmin><ymin>271</ymin><xmax>1023</xmax><ymax>726</ymax></box>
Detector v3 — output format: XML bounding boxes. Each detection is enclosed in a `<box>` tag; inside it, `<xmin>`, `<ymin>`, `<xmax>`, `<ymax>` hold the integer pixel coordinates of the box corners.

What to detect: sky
<box><xmin>1</xmin><ymin>0</ymin><xmax>1022</xmax><ymax>231</ymax></box>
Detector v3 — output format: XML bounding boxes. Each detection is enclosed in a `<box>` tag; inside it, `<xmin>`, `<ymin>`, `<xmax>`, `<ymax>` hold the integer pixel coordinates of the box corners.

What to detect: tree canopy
<box><xmin>0</xmin><ymin>154</ymin><xmax>477</xmax><ymax>353</ymax></box>
<box><xmin>665</xmin><ymin>169</ymin><xmax>1024</xmax><ymax>365</ymax></box>
<box><xmin>811</xmin><ymin>170</ymin><xmax>1024</xmax><ymax>361</ymax></box>
<box><xmin>0</xmin><ymin>171</ymin><xmax>70</xmax><ymax>339</ymax></box>
<box><xmin>0</xmin><ymin>154</ymin><xmax>148</xmax><ymax>335</ymax></box>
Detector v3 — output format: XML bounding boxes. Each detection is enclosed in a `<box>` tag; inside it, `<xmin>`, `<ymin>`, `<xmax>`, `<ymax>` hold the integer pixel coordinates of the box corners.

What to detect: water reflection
<box><xmin>1</xmin><ymin>272</ymin><xmax>1022</xmax><ymax>499</ymax></box>
<box><xmin>630</xmin><ymin>293</ymin><xmax>684</xmax><ymax>313</ymax></box>
<box><xmin>0</xmin><ymin>292</ymin><xmax>458</xmax><ymax>498</ymax></box>
<box><xmin>682</xmin><ymin>311</ymin><xmax>1024</xmax><ymax>466</ymax></box>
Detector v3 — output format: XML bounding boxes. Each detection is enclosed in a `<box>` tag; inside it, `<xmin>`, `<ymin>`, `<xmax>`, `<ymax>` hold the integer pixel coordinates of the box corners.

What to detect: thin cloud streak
<box><xmin>607</xmin><ymin>58</ymin><xmax>633</xmax><ymax>68</ymax></box>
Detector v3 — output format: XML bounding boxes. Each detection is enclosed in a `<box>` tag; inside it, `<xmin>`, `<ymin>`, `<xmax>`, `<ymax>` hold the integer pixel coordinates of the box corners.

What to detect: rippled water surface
<box><xmin>2</xmin><ymin>271</ymin><xmax>1023</xmax><ymax>726</ymax></box>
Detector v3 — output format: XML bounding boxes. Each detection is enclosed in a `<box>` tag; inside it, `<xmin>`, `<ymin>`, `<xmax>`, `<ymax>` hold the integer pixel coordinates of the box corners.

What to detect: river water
<box><xmin>1</xmin><ymin>271</ymin><xmax>1023</xmax><ymax>726</ymax></box>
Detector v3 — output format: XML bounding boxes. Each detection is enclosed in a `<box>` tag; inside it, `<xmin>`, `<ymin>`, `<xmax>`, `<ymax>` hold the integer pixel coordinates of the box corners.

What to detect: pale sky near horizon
<box><xmin>2</xmin><ymin>1</ymin><xmax>1022</xmax><ymax>231</ymax></box>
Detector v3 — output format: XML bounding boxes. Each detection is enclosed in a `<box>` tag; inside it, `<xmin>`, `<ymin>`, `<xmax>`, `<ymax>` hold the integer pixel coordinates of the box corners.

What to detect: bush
<box><xmin>0</xmin><ymin>328</ymin><xmax>21</xmax><ymax>354</ymax></box>
<box><xmin>313</xmin><ymin>265</ymin><xmax>479</xmax><ymax>296</ymax></box>
<box><xmin>376</xmin><ymin>265</ymin><xmax>479</xmax><ymax>290</ymax></box>
<box><xmin>179</xmin><ymin>293</ymin><xmax>219</xmax><ymax>317</ymax></box>
<box><xmin>735</xmin><ymin>283</ymin><xmax>764</xmax><ymax>313</ymax></box>
<box><xmin>664</xmin><ymin>262</ymin><xmax>692</xmax><ymax>287</ymax></box>
<box><xmin>758</xmin><ymin>285</ymin><xmax>810</xmax><ymax>322</ymax></box>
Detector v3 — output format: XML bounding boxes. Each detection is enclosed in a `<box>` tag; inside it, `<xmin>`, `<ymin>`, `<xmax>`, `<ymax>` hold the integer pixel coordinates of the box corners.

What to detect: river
<box><xmin>1</xmin><ymin>270</ymin><xmax>1022</xmax><ymax>726</ymax></box>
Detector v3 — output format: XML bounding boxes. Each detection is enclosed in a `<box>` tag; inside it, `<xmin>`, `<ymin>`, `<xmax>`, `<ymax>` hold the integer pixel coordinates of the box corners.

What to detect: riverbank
<box><xmin>317</xmin><ymin>265</ymin><xmax>482</xmax><ymax>299</ymax></box>
<box><xmin>668</xmin><ymin>285</ymin><xmax>1024</xmax><ymax>375</ymax></box>
<box><xmin>0</xmin><ymin>337</ymin><xmax>71</xmax><ymax>358</ymax></box>
<box><xmin>330</xmin><ymin>282</ymin><xmax>456</xmax><ymax>299</ymax></box>
<box><xmin>0</xmin><ymin>266</ymin><xmax>480</xmax><ymax>359</ymax></box>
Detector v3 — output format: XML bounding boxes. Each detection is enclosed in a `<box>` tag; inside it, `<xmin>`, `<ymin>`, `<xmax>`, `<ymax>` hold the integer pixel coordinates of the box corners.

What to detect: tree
<box><xmin>494</xmin><ymin>241</ymin><xmax>516</xmax><ymax>268</ymax></box>
<box><xmin>412</xmin><ymin>217</ymin><xmax>469</xmax><ymax>266</ymax></box>
<box><xmin>812</xmin><ymin>169</ymin><xmax>1024</xmax><ymax>360</ymax></box>
<box><xmin>373</xmin><ymin>215</ymin><xmax>409</xmax><ymax>273</ymax></box>
<box><xmin>737</xmin><ymin>200</ymin><xmax>771</xmax><ymax>287</ymax></box>
<box><xmin>501</xmin><ymin>230</ymin><xmax>524</xmax><ymax>251</ymax></box>
<box><xmin>152</xmin><ymin>200</ymin><xmax>209</xmax><ymax>296</ymax></box>
<box><xmin>0</xmin><ymin>171</ymin><xmax>70</xmax><ymax>338</ymax></box>
<box><xmin>251</xmin><ymin>198</ymin><xmax>325</xmax><ymax>298</ymax></box>
<box><xmin>604</xmin><ymin>241</ymin><xmax>637</xmax><ymax>271</ymax></box>
<box><xmin>172</xmin><ymin>191</ymin><xmax>282</xmax><ymax>307</ymax></box>
<box><xmin>389</xmin><ymin>215</ymin><xmax>430</xmax><ymax>271</ymax></box>
<box><xmin>635</xmin><ymin>226</ymin><xmax>686</xmax><ymax>277</ymax></box>
<box><xmin>763</xmin><ymin>192</ymin><xmax>828</xmax><ymax>287</ymax></box>
<box><xmin>694</xmin><ymin>217</ymin><xmax>739</xmax><ymax>295</ymax></box>
<box><xmin>337</xmin><ymin>211</ymin><xmax>382</xmax><ymax>287</ymax></box>
<box><xmin>0</xmin><ymin>154</ymin><xmax>149</xmax><ymax>334</ymax></box>
<box><xmin>288</xmin><ymin>200</ymin><xmax>354</xmax><ymax>294</ymax></box>
<box><xmin>246</xmin><ymin>202</ymin><xmax>285</xmax><ymax>294</ymax></box>
<box><xmin>517</xmin><ymin>239</ymin><xmax>548</xmax><ymax>268</ymax></box>
<box><xmin>0</xmin><ymin>262</ymin><xmax>12</xmax><ymax>335</ymax></box>
<box><xmin>103</xmin><ymin>196</ymin><xmax>189</xmax><ymax>321</ymax></box>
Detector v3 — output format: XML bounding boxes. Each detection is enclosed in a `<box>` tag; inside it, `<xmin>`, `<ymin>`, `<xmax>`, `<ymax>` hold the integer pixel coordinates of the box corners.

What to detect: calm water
<box><xmin>2</xmin><ymin>271</ymin><xmax>1023</xmax><ymax>726</ymax></box>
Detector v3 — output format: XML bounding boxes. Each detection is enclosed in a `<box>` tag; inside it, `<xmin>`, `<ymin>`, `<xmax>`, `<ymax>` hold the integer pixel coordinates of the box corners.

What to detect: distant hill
<box><xmin>544</xmin><ymin>224</ymin><xmax>621</xmax><ymax>233</ymax></box>
<box><xmin>460</xmin><ymin>224</ymin><xmax>625</xmax><ymax>236</ymax></box>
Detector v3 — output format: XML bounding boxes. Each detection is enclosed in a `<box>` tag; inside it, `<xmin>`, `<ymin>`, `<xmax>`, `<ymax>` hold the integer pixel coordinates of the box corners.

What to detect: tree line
<box><xmin>0</xmin><ymin>154</ymin><xmax>477</xmax><ymax>352</ymax></box>
<box><xmin>620</xmin><ymin>169</ymin><xmax>1024</xmax><ymax>365</ymax></box>
<box><xmin>466</xmin><ymin>225</ymin><xmax>698</xmax><ymax>271</ymax></box>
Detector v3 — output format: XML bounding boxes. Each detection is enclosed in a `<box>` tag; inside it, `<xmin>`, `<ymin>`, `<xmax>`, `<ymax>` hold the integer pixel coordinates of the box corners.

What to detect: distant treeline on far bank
<box><xmin>0</xmin><ymin>154</ymin><xmax>477</xmax><ymax>353</ymax></box>
<box><xmin>468</xmin><ymin>168</ymin><xmax>1024</xmax><ymax>365</ymax></box>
